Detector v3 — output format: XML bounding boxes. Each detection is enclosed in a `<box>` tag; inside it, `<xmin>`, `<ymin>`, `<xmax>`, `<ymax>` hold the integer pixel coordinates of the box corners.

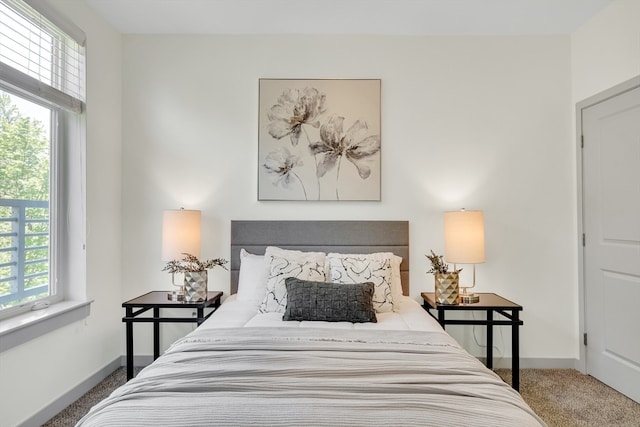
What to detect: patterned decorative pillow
<box><xmin>258</xmin><ymin>247</ymin><xmax>326</xmax><ymax>313</ymax></box>
<box><xmin>326</xmin><ymin>252</ymin><xmax>395</xmax><ymax>313</ymax></box>
<box><xmin>283</xmin><ymin>278</ymin><xmax>377</xmax><ymax>323</ymax></box>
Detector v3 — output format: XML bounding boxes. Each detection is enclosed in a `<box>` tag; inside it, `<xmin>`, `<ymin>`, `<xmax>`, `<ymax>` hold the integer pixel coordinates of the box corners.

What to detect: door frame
<box><xmin>576</xmin><ymin>75</ymin><xmax>640</xmax><ymax>374</ymax></box>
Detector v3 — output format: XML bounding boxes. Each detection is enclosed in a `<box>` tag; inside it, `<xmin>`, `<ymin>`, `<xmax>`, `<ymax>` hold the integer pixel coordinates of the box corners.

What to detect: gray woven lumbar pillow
<box><xmin>283</xmin><ymin>277</ymin><xmax>377</xmax><ymax>323</ymax></box>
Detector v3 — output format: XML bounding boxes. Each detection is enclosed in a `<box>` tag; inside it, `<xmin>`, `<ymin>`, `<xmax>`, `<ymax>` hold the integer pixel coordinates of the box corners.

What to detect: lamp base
<box><xmin>459</xmin><ymin>293</ymin><xmax>480</xmax><ymax>304</ymax></box>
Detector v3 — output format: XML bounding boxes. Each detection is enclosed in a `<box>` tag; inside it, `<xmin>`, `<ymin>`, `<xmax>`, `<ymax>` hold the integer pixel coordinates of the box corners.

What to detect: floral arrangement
<box><xmin>426</xmin><ymin>250</ymin><xmax>461</xmax><ymax>275</ymax></box>
<box><xmin>162</xmin><ymin>253</ymin><xmax>228</xmax><ymax>274</ymax></box>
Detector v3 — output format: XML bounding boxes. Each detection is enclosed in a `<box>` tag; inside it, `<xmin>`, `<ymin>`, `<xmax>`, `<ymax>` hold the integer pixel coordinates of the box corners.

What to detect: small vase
<box><xmin>434</xmin><ymin>272</ymin><xmax>459</xmax><ymax>305</ymax></box>
<box><xmin>184</xmin><ymin>270</ymin><xmax>208</xmax><ymax>302</ymax></box>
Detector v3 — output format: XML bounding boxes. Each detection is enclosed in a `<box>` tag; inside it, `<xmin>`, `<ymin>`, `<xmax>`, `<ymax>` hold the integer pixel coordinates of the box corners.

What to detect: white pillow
<box><xmin>326</xmin><ymin>252</ymin><xmax>396</xmax><ymax>313</ymax></box>
<box><xmin>236</xmin><ymin>249</ymin><xmax>266</xmax><ymax>307</ymax></box>
<box><xmin>258</xmin><ymin>247</ymin><xmax>326</xmax><ymax>313</ymax></box>
<box><xmin>390</xmin><ymin>254</ymin><xmax>404</xmax><ymax>305</ymax></box>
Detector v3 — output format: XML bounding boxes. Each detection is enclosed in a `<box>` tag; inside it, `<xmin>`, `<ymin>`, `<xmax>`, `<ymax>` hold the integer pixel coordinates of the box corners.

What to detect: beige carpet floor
<box><xmin>43</xmin><ymin>368</ymin><xmax>640</xmax><ymax>426</ymax></box>
<box><xmin>495</xmin><ymin>369</ymin><xmax>640</xmax><ymax>427</ymax></box>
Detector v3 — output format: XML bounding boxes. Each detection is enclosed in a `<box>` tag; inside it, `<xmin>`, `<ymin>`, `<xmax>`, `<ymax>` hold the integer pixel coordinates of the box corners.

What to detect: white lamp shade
<box><xmin>162</xmin><ymin>209</ymin><xmax>201</xmax><ymax>261</ymax></box>
<box><xmin>444</xmin><ymin>210</ymin><xmax>485</xmax><ymax>264</ymax></box>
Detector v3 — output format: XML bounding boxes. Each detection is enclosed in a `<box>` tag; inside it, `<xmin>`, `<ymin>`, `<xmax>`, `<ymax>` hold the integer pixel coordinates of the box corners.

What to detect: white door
<box><xmin>582</xmin><ymin>84</ymin><xmax>640</xmax><ymax>403</ymax></box>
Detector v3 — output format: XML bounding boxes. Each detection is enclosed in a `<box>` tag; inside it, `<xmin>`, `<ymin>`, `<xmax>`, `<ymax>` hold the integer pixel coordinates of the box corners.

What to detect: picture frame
<box><xmin>258</xmin><ymin>78</ymin><xmax>381</xmax><ymax>201</ymax></box>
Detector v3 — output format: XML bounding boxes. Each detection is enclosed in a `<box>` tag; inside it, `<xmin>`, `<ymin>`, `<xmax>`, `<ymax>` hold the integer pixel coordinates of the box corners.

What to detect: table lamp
<box><xmin>162</xmin><ymin>208</ymin><xmax>201</xmax><ymax>300</ymax></box>
<box><xmin>444</xmin><ymin>209</ymin><xmax>485</xmax><ymax>304</ymax></box>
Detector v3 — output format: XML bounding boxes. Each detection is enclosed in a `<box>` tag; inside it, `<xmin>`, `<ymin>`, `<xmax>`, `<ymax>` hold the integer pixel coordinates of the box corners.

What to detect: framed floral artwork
<box><xmin>258</xmin><ymin>79</ymin><xmax>381</xmax><ymax>201</ymax></box>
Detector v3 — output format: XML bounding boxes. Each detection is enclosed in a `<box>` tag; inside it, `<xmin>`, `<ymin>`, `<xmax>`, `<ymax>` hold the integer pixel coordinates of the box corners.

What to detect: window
<box><xmin>0</xmin><ymin>90</ymin><xmax>54</xmax><ymax>312</ymax></box>
<box><xmin>0</xmin><ymin>0</ymin><xmax>85</xmax><ymax>320</ymax></box>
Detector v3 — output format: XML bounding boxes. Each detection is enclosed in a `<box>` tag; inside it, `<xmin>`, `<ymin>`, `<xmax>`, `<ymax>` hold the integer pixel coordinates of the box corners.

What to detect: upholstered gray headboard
<box><xmin>230</xmin><ymin>220</ymin><xmax>409</xmax><ymax>295</ymax></box>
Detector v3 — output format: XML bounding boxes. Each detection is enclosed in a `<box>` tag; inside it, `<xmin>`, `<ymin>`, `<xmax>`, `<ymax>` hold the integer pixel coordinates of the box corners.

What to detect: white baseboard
<box><xmin>20</xmin><ymin>357</ymin><xmax>121</xmax><ymax>427</ymax></box>
<box><xmin>120</xmin><ymin>354</ymin><xmax>154</xmax><ymax>368</ymax></box>
<box><xmin>480</xmin><ymin>357</ymin><xmax>579</xmax><ymax>370</ymax></box>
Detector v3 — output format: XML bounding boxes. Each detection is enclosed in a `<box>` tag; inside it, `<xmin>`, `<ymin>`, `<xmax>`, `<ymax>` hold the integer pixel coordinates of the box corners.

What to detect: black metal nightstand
<box><xmin>421</xmin><ymin>292</ymin><xmax>523</xmax><ymax>391</ymax></box>
<box><xmin>122</xmin><ymin>290</ymin><xmax>222</xmax><ymax>380</ymax></box>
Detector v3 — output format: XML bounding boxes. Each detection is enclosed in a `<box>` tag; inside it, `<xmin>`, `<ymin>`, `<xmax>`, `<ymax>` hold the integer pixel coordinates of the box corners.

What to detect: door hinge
<box><xmin>584</xmin><ymin>333</ymin><xmax>588</xmax><ymax>346</ymax></box>
<box><xmin>581</xmin><ymin>135</ymin><xmax>584</xmax><ymax>148</ymax></box>
<box><xmin>583</xmin><ymin>233</ymin><xmax>586</xmax><ymax>246</ymax></box>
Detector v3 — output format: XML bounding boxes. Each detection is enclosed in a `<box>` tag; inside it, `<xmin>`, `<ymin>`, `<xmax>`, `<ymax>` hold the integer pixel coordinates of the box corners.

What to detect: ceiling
<box><xmin>84</xmin><ymin>0</ymin><xmax>615</xmax><ymax>35</ymax></box>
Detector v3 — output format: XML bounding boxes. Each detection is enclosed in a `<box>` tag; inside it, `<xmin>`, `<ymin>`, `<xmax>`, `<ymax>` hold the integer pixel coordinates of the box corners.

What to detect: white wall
<box><xmin>572</xmin><ymin>0</ymin><xmax>640</xmax><ymax>103</ymax></box>
<box><xmin>0</xmin><ymin>1</ymin><xmax>123</xmax><ymax>426</ymax></box>
<box><xmin>121</xmin><ymin>34</ymin><xmax>576</xmax><ymax>361</ymax></box>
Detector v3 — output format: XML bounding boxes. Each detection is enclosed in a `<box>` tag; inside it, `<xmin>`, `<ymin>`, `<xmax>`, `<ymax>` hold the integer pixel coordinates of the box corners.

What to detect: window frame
<box><xmin>0</xmin><ymin>0</ymin><xmax>89</xmax><ymax>348</ymax></box>
<box><xmin>0</xmin><ymin>91</ymin><xmax>61</xmax><ymax>319</ymax></box>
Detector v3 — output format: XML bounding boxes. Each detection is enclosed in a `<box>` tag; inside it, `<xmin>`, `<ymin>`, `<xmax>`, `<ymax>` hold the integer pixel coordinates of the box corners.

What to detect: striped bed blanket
<box><xmin>77</xmin><ymin>327</ymin><xmax>545</xmax><ymax>426</ymax></box>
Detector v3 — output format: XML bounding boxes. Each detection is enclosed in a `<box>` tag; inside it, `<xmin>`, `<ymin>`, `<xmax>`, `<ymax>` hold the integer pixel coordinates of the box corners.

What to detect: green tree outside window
<box><xmin>0</xmin><ymin>92</ymin><xmax>50</xmax><ymax>304</ymax></box>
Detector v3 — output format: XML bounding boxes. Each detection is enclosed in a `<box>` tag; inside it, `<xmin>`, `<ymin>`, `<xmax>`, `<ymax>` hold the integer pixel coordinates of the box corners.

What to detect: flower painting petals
<box><xmin>277</xmin><ymin>88</ymin><xmax>299</xmax><ymax>106</ymax></box>
<box><xmin>308</xmin><ymin>140</ymin><xmax>332</xmax><ymax>155</ymax></box>
<box><xmin>312</xmin><ymin>115</ymin><xmax>346</xmax><ymax>177</ymax></box>
<box><xmin>346</xmin><ymin>135</ymin><xmax>380</xmax><ymax>179</ymax></box>
<box><xmin>347</xmin><ymin>156</ymin><xmax>373</xmax><ymax>179</ymax></box>
<box><xmin>266</xmin><ymin>87</ymin><xmax>326</xmax><ymax>145</ymax></box>
<box><xmin>311</xmin><ymin>115</ymin><xmax>381</xmax><ymax>180</ymax></box>
<box><xmin>263</xmin><ymin>148</ymin><xmax>303</xmax><ymax>188</ymax></box>
<box><xmin>319</xmin><ymin>115</ymin><xmax>345</xmax><ymax>147</ymax></box>
<box><xmin>299</xmin><ymin>87</ymin><xmax>326</xmax><ymax>122</ymax></box>
<box><xmin>347</xmin><ymin>135</ymin><xmax>381</xmax><ymax>159</ymax></box>
<box><xmin>267</xmin><ymin>103</ymin><xmax>293</xmax><ymax>122</ymax></box>
<box><xmin>289</xmin><ymin>127</ymin><xmax>303</xmax><ymax>146</ymax></box>
<box><xmin>267</xmin><ymin>120</ymin><xmax>294</xmax><ymax>140</ymax></box>
<box><xmin>315</xmin><ymin>152</ymin><xmax>341</xmax><ymax>178</ymax></box>
<box><xmin>343</xmin><ymin>119</ymin><xmax>369</xmax><ymax>147</ymax></box>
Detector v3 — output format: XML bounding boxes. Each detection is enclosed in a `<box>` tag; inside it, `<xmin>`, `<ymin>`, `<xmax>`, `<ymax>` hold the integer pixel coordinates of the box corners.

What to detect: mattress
<box><xmin>77</xmin><ymin>295</ymin><xmax>546</xmax><ymax>426</ymax></box>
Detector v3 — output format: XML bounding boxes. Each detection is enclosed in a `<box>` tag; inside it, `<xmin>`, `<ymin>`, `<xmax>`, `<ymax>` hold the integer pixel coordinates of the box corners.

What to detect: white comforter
<box><xmin>78</xmin><ymin>324</ymin><xmax>545</xmax><ymax>426</ymax></box>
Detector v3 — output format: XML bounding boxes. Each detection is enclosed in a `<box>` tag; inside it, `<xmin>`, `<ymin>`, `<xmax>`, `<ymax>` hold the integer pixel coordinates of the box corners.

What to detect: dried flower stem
<box><xmin>162</xmin><ymin>253</ymin><xmax>228</xmax><ymax>274</ymax></box>
<box><xmin>426</xmin><ymin>250</ymin><xmax>462</xmax><ymax>275</ymax></box>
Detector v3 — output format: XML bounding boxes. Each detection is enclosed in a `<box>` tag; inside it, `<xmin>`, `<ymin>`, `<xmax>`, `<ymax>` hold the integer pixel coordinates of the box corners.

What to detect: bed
<box><xmin>77</xmin><ymin>220</ymin><xmax>545</xmax><ymax>426</ymax></box>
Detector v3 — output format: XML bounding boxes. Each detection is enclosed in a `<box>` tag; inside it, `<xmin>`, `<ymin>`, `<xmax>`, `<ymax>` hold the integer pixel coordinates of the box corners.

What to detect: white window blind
<box><xmin>0</xmin><ymin>0</ymin><xmax>85</xmax><ymax>112</ymax></box>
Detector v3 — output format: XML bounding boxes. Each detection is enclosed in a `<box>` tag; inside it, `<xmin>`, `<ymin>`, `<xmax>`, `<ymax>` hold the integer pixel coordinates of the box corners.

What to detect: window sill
<box><xmin>0</xmin><ymin>300</ymin><xmax>92</xmax><ymax>352</ymax></box>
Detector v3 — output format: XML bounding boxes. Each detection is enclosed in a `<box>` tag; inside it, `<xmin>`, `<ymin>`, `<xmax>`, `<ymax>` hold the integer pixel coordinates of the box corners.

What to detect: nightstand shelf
<box><xmin>122</xmin><ymin>290</ymin><xmax>222</xmax><ymax>380</ymax></box>
<box><xmin>421</xmin><ymin>292</ymin><xmax>523</xmax><ymax>391</ymax></box>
